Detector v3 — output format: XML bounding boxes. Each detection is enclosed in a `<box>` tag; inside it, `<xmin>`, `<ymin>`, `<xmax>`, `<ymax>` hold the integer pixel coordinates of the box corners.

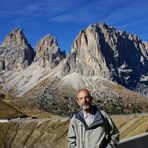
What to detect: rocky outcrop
<box><xmin>61</xmin><ymin>24</ymin><xmax>110</xmax><ymax>78</ymax></box>
<box><xmin>61</xmin><ymin>23</ymin><xmax>148</xmax><ymax>94</ymax></box>
<box><xmin>34</xmin><ymin>34</ymin><xmax>66</xmax><ymax>68</ymax></box>
<box><xmin>0</xmin><ymin>29</ymin><xmax>35</xmax><ymax>71</ymax></box>
<box><xmin>144</xmin><ymin>42</ymin><xmax>148</xmax><ymax>52</ymax></box>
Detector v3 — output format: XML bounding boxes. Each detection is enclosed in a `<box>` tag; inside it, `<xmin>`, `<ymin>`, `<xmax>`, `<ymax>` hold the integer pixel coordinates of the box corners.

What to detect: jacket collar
<box><xmin>75</xmin><ymin>105</ymin><xmax>103</xmax><ymax>129</ymax></box>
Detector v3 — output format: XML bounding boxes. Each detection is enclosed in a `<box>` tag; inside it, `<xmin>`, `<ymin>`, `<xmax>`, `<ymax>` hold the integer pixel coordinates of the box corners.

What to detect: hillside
<box><xmin>113</xmin><ymin>114</ymin><xmax>148</xmax><ymax>139</ymax></box>
<box><xmin>0</xmin><ymin>99</ymin><xmax>26</xmax><ymax>119</ymax></box>
<box><xmin>27</xmin><ymin>79</ymin><xmax>148</xmax><ymax>116</ymax></box>
<box><xmin>0</xmin><ymin>114</ymin><xmax>148</xmax><ymax>148</ymax></box>
<box><xmin>0</xmin><ymin>90</ymin><xmax>60</xmax><ymax>119</ymax></box>
<box><xmin>0</xmin><ymin>119</ymin><xmax>69</xmax><ymax>148</ymax></box>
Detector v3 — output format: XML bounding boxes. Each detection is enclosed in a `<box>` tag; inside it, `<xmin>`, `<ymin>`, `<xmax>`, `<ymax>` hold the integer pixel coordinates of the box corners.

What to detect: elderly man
<box><xmin>67</xmin><ymin>89</ymin><xmax>119</xmax><ymax>148</ymax></box>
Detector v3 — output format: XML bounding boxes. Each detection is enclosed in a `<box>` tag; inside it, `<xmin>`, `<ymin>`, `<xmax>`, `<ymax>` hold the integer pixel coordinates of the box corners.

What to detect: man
<box><xmin>67</xmin><ymin>89</ymin><xmax>119</xmax><ymax>148</ymax></box>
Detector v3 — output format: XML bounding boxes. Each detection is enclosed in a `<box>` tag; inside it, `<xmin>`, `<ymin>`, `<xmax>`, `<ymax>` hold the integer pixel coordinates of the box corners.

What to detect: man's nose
<box><xmin>82</xmin><ymin>97</ymin><xmax>87</xmax><ymax>102</ymax></box>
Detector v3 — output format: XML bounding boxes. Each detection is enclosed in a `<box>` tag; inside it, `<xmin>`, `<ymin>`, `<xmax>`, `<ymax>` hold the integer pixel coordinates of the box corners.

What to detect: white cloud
<box><xmin>0</xmin><ymin>0</ymin><xmax>148</xmax><ymax>27</ymax></box>
<box><xmin>103</xmin><ymin>0</ymin><xmax>148</xmax><ymax>26</ymax></box>
<box><xmin>0</xmin><ymin>0</ymin><xmax>77</xmax><ymax>18</ymax></box>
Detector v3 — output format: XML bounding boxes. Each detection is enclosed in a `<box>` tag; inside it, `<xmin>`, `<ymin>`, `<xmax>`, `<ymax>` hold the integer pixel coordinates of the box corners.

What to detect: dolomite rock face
<box><xmin>0</xmin><ymin>29</ymin><xmax>35</xmax><ymax>71</ymax></box>
<box><xmin>61</xmin><ymin>23</ymin><xmax>148</xmax><ymax>94</ymax></box>
<box><xmin>144</xmin><ymin>42</ymin><xmax>148</xmax><ymax>52</ymax></box>
<box><xmin>0</xmin><ymin>23</ymin><xmax>147</xmax><ymax>97</ymax></box>
<box><xmin>34</xmin><ymin>34</ymin><xmax>66</xmax><ymax>68</ymax></box>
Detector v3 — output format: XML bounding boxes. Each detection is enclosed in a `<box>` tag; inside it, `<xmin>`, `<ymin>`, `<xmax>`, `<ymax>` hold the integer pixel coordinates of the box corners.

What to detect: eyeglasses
<box><xmin>78</xmin><ymin>96</ymin><xmax>91</xmax><ymax>101</ymax></box>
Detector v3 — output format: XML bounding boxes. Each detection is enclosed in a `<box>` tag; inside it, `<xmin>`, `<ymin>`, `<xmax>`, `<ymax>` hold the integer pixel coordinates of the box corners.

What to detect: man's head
<box><xmin>76</xmin><ymin>89</ymin><xmax>92</xmax><ymax>110</ymax></box>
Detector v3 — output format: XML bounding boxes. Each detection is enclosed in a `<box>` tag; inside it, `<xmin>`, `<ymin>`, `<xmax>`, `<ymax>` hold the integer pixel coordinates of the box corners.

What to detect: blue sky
<box><xmin>0</xmin><ymin>0</ymin><xmax>148</xmax><ymax>54</ymax></box>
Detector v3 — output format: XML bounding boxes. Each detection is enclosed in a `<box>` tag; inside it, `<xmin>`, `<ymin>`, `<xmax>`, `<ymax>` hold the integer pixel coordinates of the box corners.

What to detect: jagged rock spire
<box><xmin>0</xmin><ymin>28</ymin><xmax>35</xmax><ymax>71</ymax></box>
<box><xmin>34</xmin><ymin>34</ymin><xmax>66</xmax><ymax>68</ymax></box>
<box><xmin>61</xmin><ymin>22</ymin><xmax>148</xmax><ymax>92</ymax></box>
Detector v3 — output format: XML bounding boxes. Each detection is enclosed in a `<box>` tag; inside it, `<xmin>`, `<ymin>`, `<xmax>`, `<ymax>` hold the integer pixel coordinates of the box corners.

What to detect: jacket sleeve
<box><xmin>67</xmin><ymin>117</ymin><xmax>77</xmax><ymax>148</ymax></box>
<box><xmin>101</xmin><ymin>111</ymin><xmax>120</xmax><ymax>148</ymax></box>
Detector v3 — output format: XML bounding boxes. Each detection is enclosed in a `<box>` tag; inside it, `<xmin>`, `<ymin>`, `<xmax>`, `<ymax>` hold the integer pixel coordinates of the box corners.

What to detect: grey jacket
<box><xmin>67</xmin><ymin>106</ymin><xmax>119</xmax><ymax>148</ymax></box>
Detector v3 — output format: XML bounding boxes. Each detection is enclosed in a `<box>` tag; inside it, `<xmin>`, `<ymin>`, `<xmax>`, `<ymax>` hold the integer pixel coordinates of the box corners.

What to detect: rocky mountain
<box><xmin>34</xmin><ymin>34</ymin><xmax>66</xmax><ymax>68</ymax></box>
<box><xmin>0</xmin><ymin>31</ymin><xmax>66</xmax><ymax>96</ymax></box>
<box><xmin>0</xmin><ymin>22</ymin><xmax>148</xmax><ymax>117</ymax></box>
<box><xmin>1</xmin><ymin>23</ymin><xmax>147</xmax><ymax>97</ymax></box>
<box><xmin>0</xmin><ymin>23</ymin><xmax>148</xmax><ymax>148</ymax></box>
<box><xmin>61</xmin><ymin>23</ymin><xmax>148</xmax><ymax>95</ymax></box>
<box><xmin>0</xmin><ymin>29</ymin><xmax>35</xmax><ymax>71</ymax></box>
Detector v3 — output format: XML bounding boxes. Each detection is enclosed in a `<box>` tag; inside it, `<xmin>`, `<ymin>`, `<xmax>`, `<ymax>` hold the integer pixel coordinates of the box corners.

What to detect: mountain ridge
<box><xmin>0</xmin><ymin>22</ymin><xmax>148</xmax><ymax>116</ymax></box>
<box><xmin>60</xmin><ymin>22</ymin><xmax>148</xmax><ymax>96</ymax></box>
<box><xmin>0</xmin><ymin>23</ymin><xmax>147</xmax><ymax>96</ymax></box>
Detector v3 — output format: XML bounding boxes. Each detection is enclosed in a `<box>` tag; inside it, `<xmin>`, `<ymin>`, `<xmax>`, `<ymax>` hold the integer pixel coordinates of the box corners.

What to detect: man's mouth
<box><xmin>82</xmin><ymin>104</ymin><xmax>90</xmax><ymax>110</ymax></box>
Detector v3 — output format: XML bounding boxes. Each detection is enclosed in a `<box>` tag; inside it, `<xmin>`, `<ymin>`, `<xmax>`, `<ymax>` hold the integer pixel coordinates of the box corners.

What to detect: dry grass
<box><xmin>0</xmin><ymin>88</ymin><xmax>60</xmax><ymax>119</ymax></box>
<box><xmin>3</xmin><ymin>97</ymin><xmax>61</xmax><ymax>118</ymax></box>
<box><xmin>0</xmin><ymin>120</ymin><xmax>69</xmax><ymax>148</ymax></box>
<box><xmin>0</xmin><ymin>114</ymin><xmax>148</xmax><ymax>147</ymax></box>
<box><xmin>107</xmin><ymin>82</ymin><xmax>147</xmax><ymax>101</ymax></box>
<box><xmin>0</xmin><ymin>100</ymin><xmax>25</xmax><ymax>119</ymax></box>
<box><xmin>112</xmin><ymin>114</ymin><xmax>148</xmax><ymax>139</ymax></box>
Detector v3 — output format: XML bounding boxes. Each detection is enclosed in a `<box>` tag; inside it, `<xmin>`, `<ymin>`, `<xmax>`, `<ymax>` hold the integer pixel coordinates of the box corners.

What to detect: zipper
<box><xmin>82</xmin><ymin>127</ymin><xmax>85</xmax><ymax>148</ymax></box>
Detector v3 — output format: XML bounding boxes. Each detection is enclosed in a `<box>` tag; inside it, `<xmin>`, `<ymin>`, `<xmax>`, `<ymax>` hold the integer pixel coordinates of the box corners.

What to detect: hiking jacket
<box><xmin>67</xmin><ymin>106</ymin><xmax>119</xmax><ymax>148</ymax></box>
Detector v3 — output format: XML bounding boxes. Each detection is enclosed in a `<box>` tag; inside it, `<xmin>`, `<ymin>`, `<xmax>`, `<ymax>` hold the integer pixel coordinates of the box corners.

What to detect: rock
<box><xmin>61</xmin><ymin>22</ymin><xmax>148</xmax><ymax>95</ymax></box>
<box><xmin>0</xmin><ymin>29</ymin><xmax>35</xmax><ymax>71</ymax></box>
<box><xmin>34</xmin><ymin>34</ymin><xmax>66</xmax><ymax>68</ymax></box>
<box><xmin>0</xmin><ymin>22</ymin><xmax>148</xmax><ymax>99</ymax></box>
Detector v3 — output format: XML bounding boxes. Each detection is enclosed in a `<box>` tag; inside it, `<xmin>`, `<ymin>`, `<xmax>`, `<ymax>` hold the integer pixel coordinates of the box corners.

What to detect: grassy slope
<box><xmin>112</xmin><ymin>114</ymin><xmax>148</xmax><ymax>139</ymax></box>
<box><xmin>107</xmin><ymin>82</ymin><xmax>148</xmax><ymax>101</ymax></box>
<box><xmin>107</xmin><ymin>82</ymin><xmax>148</xmax><ymax>112</ymax></box>
<box><xmin>0</xmin><ymin>120</ymin><xmax>69</xmax><ymax>148</ymax></box>
<box><xmin>0</xmin><ymin>89</ymin><xmax>59</xmax><ymax>119</ymax></box>
<box><xmin>0</xmin><ymin>114</ymin><xmax>148</xmax><ymax>148</ymax></box>
<box><xmin>5</xmin><ymin>97</ymin><xmax>61</xmax><ymax>118</ymax></box>
<box><xmin>0</xmin><ymin>100</ymin><xmax>25</xmax><ymax>119</ymax></box>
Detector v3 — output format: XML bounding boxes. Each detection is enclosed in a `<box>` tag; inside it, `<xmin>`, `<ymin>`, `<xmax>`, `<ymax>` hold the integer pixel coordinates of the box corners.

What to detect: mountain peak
<box><xmin>3</xmin><ymin>28</ymin><xmax>28</xmax><ymax>48</ymax></box>
<box><xmin>34</xmin><ymin>34</ymin><xmax>66</xmax><ymax>68</ymax></box>
<box><xmin>61</xmin><ymin>22</ymin><xmax>148</xmax><ymax>95</ymax></box>
<box><xmin>0</xmin><ymin>28</ymin><xmax>35</xmax><ymax>71</ymax></box>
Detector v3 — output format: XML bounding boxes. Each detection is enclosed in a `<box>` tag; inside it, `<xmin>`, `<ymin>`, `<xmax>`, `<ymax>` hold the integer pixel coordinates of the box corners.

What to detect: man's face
<box><xmin>77</xmin><ymin>90</ymin><xmax>92</xmax><ymax>110</ymax></box>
